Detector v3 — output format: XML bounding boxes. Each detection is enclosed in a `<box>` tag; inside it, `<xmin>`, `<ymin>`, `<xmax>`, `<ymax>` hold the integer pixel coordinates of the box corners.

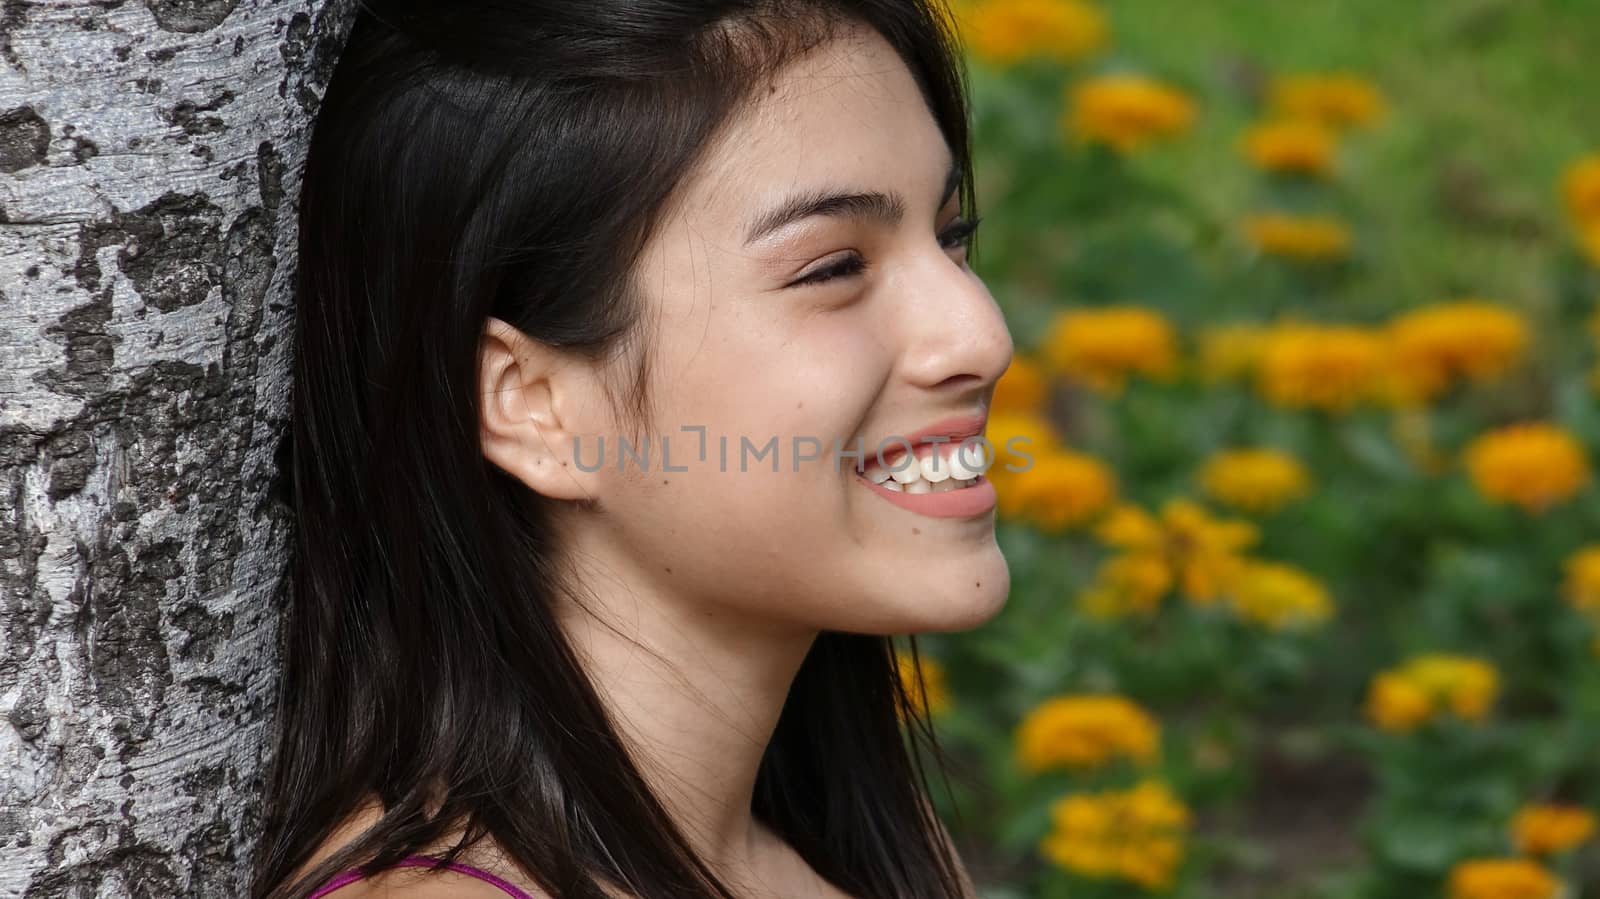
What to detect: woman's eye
<box><xmin>789</xmin><ymin>216</ymin><xmax>983</xmax><ymax>288</ymax></box>
<box><xmin>794</xmin><ymin>255</ymin><xmax>868</xmax><ymax>287</ymax></box>
<box><xmin>939</xmin><ymin>215</ymin><xmax>983</xmax><ymax>252</ymax></box>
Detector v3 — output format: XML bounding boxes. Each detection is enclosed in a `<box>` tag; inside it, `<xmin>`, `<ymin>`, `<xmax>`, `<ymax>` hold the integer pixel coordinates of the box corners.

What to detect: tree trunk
<box><xmin>1</xmin><ymin>2</ymin><xmax>348</xmax><ymax>895</ymax></box>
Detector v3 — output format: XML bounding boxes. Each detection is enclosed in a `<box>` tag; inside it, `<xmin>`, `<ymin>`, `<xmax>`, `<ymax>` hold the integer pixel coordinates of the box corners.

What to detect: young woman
<box><xmin>253</xmin><ymin>1</ymin><xmax>1013</xmax><ymax>897</ymax></box>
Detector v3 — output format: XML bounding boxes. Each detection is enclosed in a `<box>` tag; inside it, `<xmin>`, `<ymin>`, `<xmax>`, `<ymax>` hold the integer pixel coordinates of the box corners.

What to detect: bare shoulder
<box><xmin>322</xmin><ymin>865</ymin><xmax>550</xmax><ymax>898</ymax></box>
<box><xmin>294</xmin><ymin>800</ymin><xmax>552</xmax><ymax>899</ymax></box>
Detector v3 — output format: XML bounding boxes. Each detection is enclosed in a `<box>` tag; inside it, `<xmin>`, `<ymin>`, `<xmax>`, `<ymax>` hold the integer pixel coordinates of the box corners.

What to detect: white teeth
<box><xmin>865</xmin><ymin>441</ymin><xmax>990</xmax><ymax>494</ymax></box>
<box><xmin>948</xmin><ymin>442</ymin><xmax>985</xmax><ymax>480</ymax></box>
<box><xmin>888</xmin><ymin>459</ymin><xmax>921</xmax><ymax>484</ymax></box>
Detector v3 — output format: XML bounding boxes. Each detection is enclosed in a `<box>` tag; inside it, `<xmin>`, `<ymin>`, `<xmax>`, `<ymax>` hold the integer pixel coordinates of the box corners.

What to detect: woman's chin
<box><xmin>878</xmin><ymin>548</ymin><xmax>1011</xmax><ymax>634</ymax></box>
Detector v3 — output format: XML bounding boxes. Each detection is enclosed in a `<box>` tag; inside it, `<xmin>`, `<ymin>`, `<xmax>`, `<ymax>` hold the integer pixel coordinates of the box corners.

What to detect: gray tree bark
<box><xmin>1</xmin><ymin>2</ymin><xmax>349</xmax><ymax>895</ymax></box>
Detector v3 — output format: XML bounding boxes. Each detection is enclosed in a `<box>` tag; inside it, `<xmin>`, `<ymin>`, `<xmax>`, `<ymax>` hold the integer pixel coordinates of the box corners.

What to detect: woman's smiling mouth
<box><xmin>857</xmin><ymin>467</ymin><xmax>998</xmax><ymax>518</ymax></box>
<box><xmin>854</xmin><ymin>421</ymin><xmax>998</xmax><ymax>518</ymax></box>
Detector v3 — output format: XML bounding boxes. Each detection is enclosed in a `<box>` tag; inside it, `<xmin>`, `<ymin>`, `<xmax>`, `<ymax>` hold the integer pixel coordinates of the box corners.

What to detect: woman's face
<box><xmin>573</xmin><ymin>22</ymin><xmax>1013</xmax><ymax>635</ymax></box>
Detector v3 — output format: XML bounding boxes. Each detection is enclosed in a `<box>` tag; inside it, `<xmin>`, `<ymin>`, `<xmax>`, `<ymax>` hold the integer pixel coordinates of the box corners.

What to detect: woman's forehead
<box><xmin>669</xmin><ymin>26</ymin><xmax>949</xmax><ymax>233</ymax></box>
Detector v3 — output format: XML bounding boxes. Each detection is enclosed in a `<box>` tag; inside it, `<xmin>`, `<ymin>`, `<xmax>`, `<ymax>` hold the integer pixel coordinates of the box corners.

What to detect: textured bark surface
<box><xmin>0</xmin><ymin>2</ymin><xmax>348</xmax><ymax>895</ymax></box>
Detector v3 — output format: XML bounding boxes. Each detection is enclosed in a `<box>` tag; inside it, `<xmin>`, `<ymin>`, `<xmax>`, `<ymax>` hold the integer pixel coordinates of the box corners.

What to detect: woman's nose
<box><xmin>895</xmin><ymin>257</ymin><xmax>1014</xmax><ymax>397</ymax></box>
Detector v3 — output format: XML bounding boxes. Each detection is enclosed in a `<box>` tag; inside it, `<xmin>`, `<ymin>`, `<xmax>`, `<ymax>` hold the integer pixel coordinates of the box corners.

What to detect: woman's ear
<box><xmin>478</xmin><ymin>316</ymin><xmax>603</xmax><ymax>502</ymax></box>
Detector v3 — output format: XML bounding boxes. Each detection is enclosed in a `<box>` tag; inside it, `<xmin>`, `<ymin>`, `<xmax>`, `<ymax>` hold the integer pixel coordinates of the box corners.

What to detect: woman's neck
<box><xmin>553</xmin><ymin>542</ymin><xmax>822</xmax><ymax>885</ymax></box>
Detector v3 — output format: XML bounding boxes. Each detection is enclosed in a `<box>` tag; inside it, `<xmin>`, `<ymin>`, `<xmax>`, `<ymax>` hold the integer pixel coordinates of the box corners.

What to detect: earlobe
<box><xmin>478</xmin><ymin>317</ymin><xmax>600</xmax><ymax>503</ymax></box>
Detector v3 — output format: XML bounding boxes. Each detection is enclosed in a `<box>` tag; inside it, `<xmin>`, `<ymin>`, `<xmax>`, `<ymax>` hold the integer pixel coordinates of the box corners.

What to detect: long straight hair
<box><xmin>253</xmin><ymin>2</ymin><xmax>982</xmax><ymax>897</ymax></box>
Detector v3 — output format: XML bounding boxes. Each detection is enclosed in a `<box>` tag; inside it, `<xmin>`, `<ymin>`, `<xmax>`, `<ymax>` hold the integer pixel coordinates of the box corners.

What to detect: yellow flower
<box><xmin>1195</xmin><ymin>322</ymin><xmax>1273</xmax><ymax>383</ymax></box>
<box><xmin>1038</xmin><ymin>780</ymin><xmax>1190</xmax><ymax>890</ymax></box>
<box><xmin>1226</xmin><ymin>561</ymin><xmax>1333</xmax><ymax>631</ymax></box>
<box><xmin>1512</xmin><ymin>803</ymin><xmax>1597</xmax><ymax>856</ymax></box>
<box><xmin>959</xmin><ymin>0</ymin><xmax>1108</xmax><ymax>67</ymax></box>
<box><xmin>1562</xmin><ymin>545</ymin><xmax>1600</xmax><ymax>613</ymax></box>
<box><xmin>1243</xmin><ymin>213</ymin><xmax>1353</xmax><ymax>262</ymax></box>
<box><xmin>1447</xmin><ymin>858</ymin><xmax>1562</xmax><ymax>899</ymax></box>
<box><xmin>1016</xmin><ymin>694</ymin><xmax>1160</xmax><ymax>772</ymax></box>
<box><xmin>1268</xmin><ymin>72</ymin><xmax>1386</xmax><ymax>130</ymax></box>
<box><xmin>1257</xmin><ymin>323</ymin><xmax>1386</xmax><ymax>412</ymax></box>
<box><xmin>1078</xmin><ymin>553</ymin><xmax>1173</xmax><ymax>618</ymax></box>
<box><xmin>1199</xmin><ymin>448</ymin><xmax>1311</xmax><ymax>514</ymax></box>
<box><xmin>1041</xmin><ymin>305</ymin><xmax>1180</xmax><ymax>392</ymax></box>
<box><xmin>1409</xmin><ymin>654</ymin><xmax>1500</xmax><ymax>720</ymax></box>
<box><xmin>1095</xmin><ymin>501</ymin><xmax>1167</xmax><ymax>549</ymax></box>
<box><xmin>1384</xmin><ymin>301</ymin><xmax>1530</xmax><ymax>404</ymax></box>
<box><xmin>895</xmin><ymin>649</ymin><xmax>951</xmax><ymax>718</ymax></box>
<box><xmin>993</xmin><ymin>354</ymin><xmax>1050</xmax><ymax>415</ymax></box>
<box><xmin>1065</xmin><ymin>74</ymin><xmax>1197</xmax><ymax>154</ymax></box>
<box><xmin>1365</xmin><ymin>653</ymin><xmax>1500</xmax><ymax>732</ymax></box>
<box><xmin>1240</xmin><ymin>119</ymin><xmax>1338</xmax><ymax>177</ymax></box>
<box><xmin>999</xmin><ymin>448</ymin><xmax>1118</xmax><ymax>531</ymax></box>
<box><xmin>1094</xmin><ymin>499</ymin><xmax>1258</xmax><ymax>605</ymax></box>
<box><xmin>987</xmin><ymin>411</ymin><xmax>1061</xmax><ymax>463</ymax></box>
<box><xmin>1562</xmin><ymin>154</ymin><xmax>1600</xmax><ymax>226</ymax></box>
<box><xmin>987</xmin><ymin>412</ymin><xmax>1062</xmax><ymax>515</ymax></box>
<box><xmin>1365</xmin><ymin>672</ymin><xmax>1432</xmax><ymax>732</ymax></box>
<box><xmin>1464</xmin><ymin>422</ymin><xmax>1591</xmax><ymax>513</ymax></box>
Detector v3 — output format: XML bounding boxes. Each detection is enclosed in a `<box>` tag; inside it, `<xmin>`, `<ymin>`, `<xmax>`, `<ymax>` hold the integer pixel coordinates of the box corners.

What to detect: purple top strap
<box><xmin>308</xmin><ymin>854</ymin><xmax>539</xmax><ymax>899</ymax></box>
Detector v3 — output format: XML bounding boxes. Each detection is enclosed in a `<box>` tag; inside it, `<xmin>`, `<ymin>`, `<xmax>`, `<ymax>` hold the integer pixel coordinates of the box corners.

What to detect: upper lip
<box><xmin>863</xmin><ymin>412</ymin><xmax>989</xmax><ymax>467</ymax></box>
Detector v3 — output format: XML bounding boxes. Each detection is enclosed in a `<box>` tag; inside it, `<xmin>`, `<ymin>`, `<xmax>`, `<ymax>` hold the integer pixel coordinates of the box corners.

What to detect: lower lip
<box><xmin>857</xmin><ymin>473</ymin><xmax>998</xmax><ymax>519</ymax></box>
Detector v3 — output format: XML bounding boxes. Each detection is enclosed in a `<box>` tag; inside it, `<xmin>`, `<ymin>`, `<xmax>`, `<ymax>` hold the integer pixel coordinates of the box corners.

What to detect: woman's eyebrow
<box><xmin>742</xmin><ymin>161</ymin><xmax>962</xmax><ymax>247</ymax></box>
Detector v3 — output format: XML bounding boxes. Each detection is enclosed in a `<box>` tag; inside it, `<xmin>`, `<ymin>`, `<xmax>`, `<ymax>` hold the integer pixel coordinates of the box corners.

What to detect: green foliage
<box><xmin>922</xmin><ymin>2</ymin><xmax>1600</xmax><ymax>897</ymax></box>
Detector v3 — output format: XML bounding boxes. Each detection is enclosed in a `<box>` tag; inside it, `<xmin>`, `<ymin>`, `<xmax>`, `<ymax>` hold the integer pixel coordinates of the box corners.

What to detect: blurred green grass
<box><xmin>1079</xmin><ymin>0</ymin><xmax>1599</xmax><ymax>311</ymax></box>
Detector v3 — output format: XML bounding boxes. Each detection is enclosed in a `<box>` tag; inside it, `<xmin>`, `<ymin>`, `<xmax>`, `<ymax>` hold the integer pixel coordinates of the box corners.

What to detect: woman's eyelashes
<box><xmin>790</xmin><ymin>216</ymin><xmax>984</xmax><ymax>288</ymax></box>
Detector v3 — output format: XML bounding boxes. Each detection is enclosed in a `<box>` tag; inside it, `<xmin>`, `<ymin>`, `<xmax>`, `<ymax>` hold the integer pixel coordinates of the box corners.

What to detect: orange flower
<box><xmin>1243</xmin><ymin>214</ymin><xmax>1352</xmax><ymax>262</ymax></box>
<box><xmin>1268</xmin><ymin>72</ymin><xmax>1385</xmax><ymax>130</ymax></box>
<box><xmin>958</xmin><ymin>0</ymin><xmax>1109</xmax><ymax>67</ymax></box>
<box><xmin>1225</xmin><ymin>561</ymin><xmax>1334</xmax><ymax>631</ymax></box>
<box><xmin>1093</xmin><ymin>499</ymin><xmax>1258</xmax><ymax>605</ymax></box>
<box><xmin>1041</xmin><ymin>305</ymin><xmax>1180</xmax><ymax>392</ymax></box>
<box><xmin>999</xmin><ymin>449</ymin><xmax>1118</xmax><ymax>531</ymax></box>
<box><xmin>993</xmin><ymin>354</ymin><xmax>1050</xmax><ymax>414</ymax></box>
<box><xmin>1512</xmin><ymin>803</ymin><xmax>1597</xmax><ymax>856</ymax></box>
<box><xmin>1199</xmin><ymin>448</ymin><xmax>1312</xmax><ymax>514</ymax></box>
<box><xmin>1365</xmin><ymin>654</ymin><xmax>1500</xmax><ymax>732</ymax></box>
<box><xmin>1241</xmin><ymin>119</ymin><xmax>1337</xmax><ymax>177</ymax></box>
<box><xmin>1464</xmin><ymin>422</ymin><xmax>1591</xmax><ymax>513</ymax></box>
<box><xmin>1383</xmin><ymin>300</ymin><xmax>1530</xmax><ymax>404</ymax></box>
<box><xmin>1065</xmin><ymin>75</ymin><xmax>1197</xmax><ymax>153</ymax></box>
<box><xmin>1563</xmin><ymin>545</ymin><xmax>1600</xmax><ymax>612</ymax></box>
<box><xmin>1257</xmin><ymin>323</ymin><xmax>1386</xmax><ymax>412</ymax></box>
<box><xmin>1015</xmin><ymin>694</ymin><xmax>1161</xmax><ymax>772</ymax></box>
<box><xmin>1077</xmin><ymin>552</ymin><xmax>1173</xmax><ymax>618</ymax></box>
<box><xmin>1039</xmin><ymin>780</ymin><xmax>1190</xmax><ymax>890</ymax></box>
<box><xmin>1563</xmin><ymin>154</ymin><xmax>1600</xmax><ymax>226</ymax></box>
<box><xmin>1448</xmin><ymin>858</ymin><xmax>1561</xmax><ymax>899</ymax></box>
